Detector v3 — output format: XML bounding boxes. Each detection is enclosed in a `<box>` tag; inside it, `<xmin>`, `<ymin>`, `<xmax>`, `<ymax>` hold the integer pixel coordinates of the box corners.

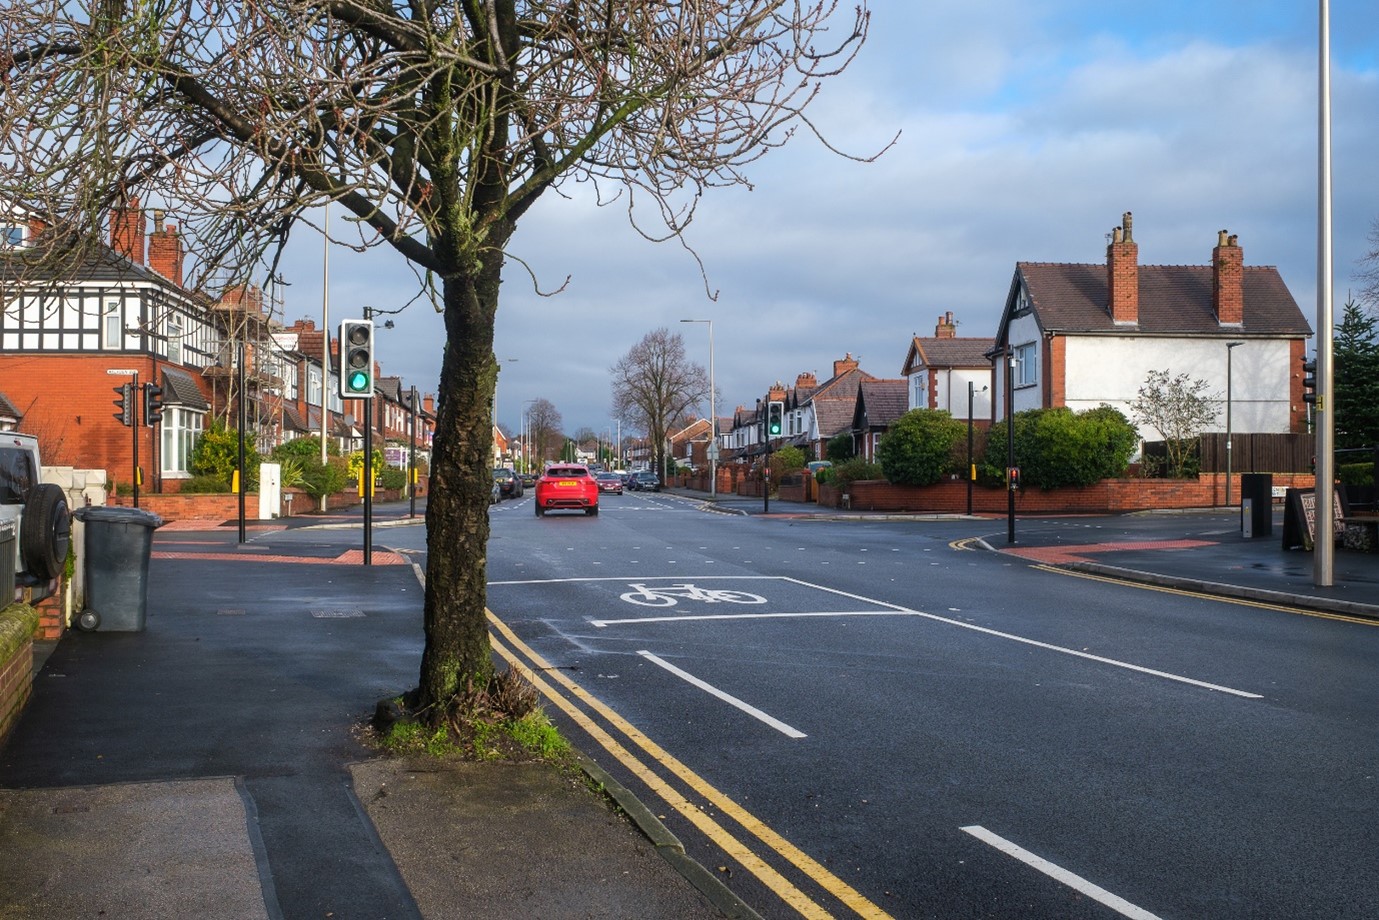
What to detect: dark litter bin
<box><xmin>1239</xmin><ymin>473</ymin><xmax>1273</xmax><ymax>538</ymax></box>
<box><xmin>74</xmin><ymin>506</ymin><xmax>164</xmax><ymax>631</ymax></box>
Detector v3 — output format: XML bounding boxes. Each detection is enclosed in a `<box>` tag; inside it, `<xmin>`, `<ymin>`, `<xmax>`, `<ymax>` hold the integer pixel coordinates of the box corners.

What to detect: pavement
<box><xmin>2</xmin><ymin>492</ymin><xmax>1377</xmax><ymax>920</ymax></box>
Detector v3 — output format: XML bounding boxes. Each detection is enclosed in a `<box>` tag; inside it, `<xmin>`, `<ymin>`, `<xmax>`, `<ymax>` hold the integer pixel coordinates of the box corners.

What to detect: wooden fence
<box><xmin>1143</xmin><ymin>433</ymin><xmax>1313</xmax><ymax>474</ymax></box>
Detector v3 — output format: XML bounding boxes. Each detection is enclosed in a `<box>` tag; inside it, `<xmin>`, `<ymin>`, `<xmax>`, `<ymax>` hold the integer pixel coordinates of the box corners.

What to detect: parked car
<box><xmin>595</xmin><ymin>472</ymin><xmax>624</xmax><ymax>495</ymax></box>
<box><xmin>492</xmin><ymin>467</ymin><xmax>522</xmax><ymax>499</ymax></box>
<box><xmin>632</xmin><ymin>471</ymin><xmax>661</xmax><ymax>492</ymax></box>
<box><xmin>534</xmin><ymin>464</ymin><xmax>600</xmax><ymax>516</ymax></box>
<box><xmin>519</xmin><ymin>472</ymin><xmax>537</xmax><ymax>489</ymax></box>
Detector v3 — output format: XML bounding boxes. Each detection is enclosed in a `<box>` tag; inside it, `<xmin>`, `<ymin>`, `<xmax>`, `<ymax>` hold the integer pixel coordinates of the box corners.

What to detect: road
<box><xmin>375</xmin><ymin>490</ymin><xmax>1379</xmax><ymax>920</ymax></box>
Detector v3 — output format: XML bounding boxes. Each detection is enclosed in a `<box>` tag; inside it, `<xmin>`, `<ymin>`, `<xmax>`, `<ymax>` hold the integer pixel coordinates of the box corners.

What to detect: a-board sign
<box><xmin>1282</xmin><ymin>488</ymin><xmax>1344</xmax><ymax>551</ymax></box>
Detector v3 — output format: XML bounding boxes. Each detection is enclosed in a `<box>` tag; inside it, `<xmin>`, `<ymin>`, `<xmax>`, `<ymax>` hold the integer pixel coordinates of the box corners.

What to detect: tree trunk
<box><xmin>415</xmin><ymin>253</ymin><xmax>505</xmax><ymax>714</ymax></box>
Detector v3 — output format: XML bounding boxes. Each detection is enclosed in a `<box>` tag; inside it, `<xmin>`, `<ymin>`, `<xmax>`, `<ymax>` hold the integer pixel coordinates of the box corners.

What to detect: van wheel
<box><xmin>77</xmin><ymin>609</ymin><xmax>100</xmax><ymax>632</ymax></box>
<box><xmin>21</xmin><ymin>484</ymin><xmax>70</xmax><ymax>581</ymax></box>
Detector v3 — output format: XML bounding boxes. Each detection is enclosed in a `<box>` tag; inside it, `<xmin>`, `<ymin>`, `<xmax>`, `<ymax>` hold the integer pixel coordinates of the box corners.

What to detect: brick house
<box><xmin>850</xmin><ymin>379</ymin><xmax>909</xmax><ymax>461</ymax></box>
<box><xmin>900</xmin><ymin>312</ymin><xmax>995</xmax><ymax>420</ymax></box>
<box><xmin>0</xmin><ymin>202</ymin><xmax>434</xmax><ymax>492</ymax></box>
<box><xmin>993</xmin><ymin>212</ymin><xmax>1313</xmax><ymax>442</ymax></box>
<box><xmin>793</xmin><ymin>354</ymin><xmax>876</xmax><ymax>459</ymax></box>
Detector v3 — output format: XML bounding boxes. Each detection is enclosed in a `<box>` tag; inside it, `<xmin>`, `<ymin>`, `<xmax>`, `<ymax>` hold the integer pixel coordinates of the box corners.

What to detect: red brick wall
<box><xmin>819</xmin><ymin>473</ymin><xmax>1316</xmax><ymax>514</ymax></box>
<box><xmin>0</xmin><ymin>354</ymin><xmax>169</xmax><ymax>482</ymax></box>
<box><xmin>0</xmin><ymin>606</ymin><xmax>39</xmax><ymax>750</ymax></box>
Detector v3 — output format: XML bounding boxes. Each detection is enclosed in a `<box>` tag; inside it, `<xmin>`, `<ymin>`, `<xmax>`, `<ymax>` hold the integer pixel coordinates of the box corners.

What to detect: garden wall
<box><xmin>817</xmin><ymin>473</ymin><xmax>1316</xmax><ymax>514</ymax></box>
<box><xmin>0</xmin><ymin>604</ymin><xmax>40</xmax><ymax>749</ymax></box>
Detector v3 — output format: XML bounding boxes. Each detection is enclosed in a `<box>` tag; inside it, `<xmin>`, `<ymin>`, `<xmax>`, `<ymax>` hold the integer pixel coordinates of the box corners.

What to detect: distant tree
<box><xmin>526</xmin><ymin>399</ymin><xmax>563</xmax><ymax>469</ymax></box>
<box><xmin>611</xmin><ymin>329</ymin><xmax>708</xmax><ymax>478</ymax></box>
<box><xmin>826</xmin><ymin>434</ymin><xmax>856</xmax><ymax>463</ymax></box>
<box><xmin>1130</xmin><ymin>370</ymin><xmax>1220</xmax><ymax>478</ymax></box>
<box><xmin>1335</xmin><ymin>297</ymin><xmax>1379</xmax><ymax>451</ymax></box>
<box><xmin>877</xmin><ymin>409</ymin><xmax>966</xmax><ymax>486</ymax></box>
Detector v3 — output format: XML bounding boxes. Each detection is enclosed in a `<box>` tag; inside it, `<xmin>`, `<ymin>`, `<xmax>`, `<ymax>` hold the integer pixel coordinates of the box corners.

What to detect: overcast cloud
<box><xmin>289</xmin><ymin>1</ymin><xmax>1379</xmax><ymax>440</ymax></box>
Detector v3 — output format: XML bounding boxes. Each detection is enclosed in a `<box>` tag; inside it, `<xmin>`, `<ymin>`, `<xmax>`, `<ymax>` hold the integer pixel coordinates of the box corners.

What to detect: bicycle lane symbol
<box><xmin>618</xmin><ymin>582</ymin><xmax>767</xmax><ymax>608</ymax></box>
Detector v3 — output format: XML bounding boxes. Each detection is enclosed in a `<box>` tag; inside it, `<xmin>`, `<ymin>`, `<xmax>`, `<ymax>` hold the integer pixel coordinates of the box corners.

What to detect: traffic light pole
<box><xmin>132</xmin><ymin>372</ymin><xmax>140</xmax><ymax>508</ymax></box>
<box><xmin>764</xmin><ymin>434</ymin><xmax>770</xmax><ymax>515</ymax></box>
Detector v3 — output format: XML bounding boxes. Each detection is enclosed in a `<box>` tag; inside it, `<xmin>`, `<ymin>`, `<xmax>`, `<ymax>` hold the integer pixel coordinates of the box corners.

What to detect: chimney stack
<box><xmin>832</xmin><ymin>353</ymin><xmax>859</xmax><ymax>377</ymax></box>
<box><xmin>1106</xmin><ymin>211</ymin><xmax>1138</xmax><ymax>324</ymax></box>
<box><xmin>1212</xmin><ymin>230</ymin><xmax>1244</xmax><ymax>326</ymax></box>
<box><xmin>147</xmin><ymin>210</ymin><xmax>184</xmax><ymax>287</ymax></box>
<box><xmin>935</xmin><ymin>311</ymin><xmax>957</xmax><ymax>338</ymax></box>
<box><xmin>110</xmin><ymin>198</ymin><xmax>145</xmax><ymax>265</ymax></box>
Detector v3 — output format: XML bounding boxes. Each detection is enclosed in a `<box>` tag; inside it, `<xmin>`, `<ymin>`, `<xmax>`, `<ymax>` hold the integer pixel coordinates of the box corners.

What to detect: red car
<box><xmin>534</xmin><ymin>464</ymin><xmax>600</xmax><ymax>516</ymax></box>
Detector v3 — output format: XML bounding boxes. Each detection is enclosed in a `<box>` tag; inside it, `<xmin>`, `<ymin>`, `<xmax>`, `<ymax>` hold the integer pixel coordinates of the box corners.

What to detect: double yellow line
<box><xmin>487</xmin><ymin>609</ymin><xmax>894</xmax><ymax>920</ymax></box>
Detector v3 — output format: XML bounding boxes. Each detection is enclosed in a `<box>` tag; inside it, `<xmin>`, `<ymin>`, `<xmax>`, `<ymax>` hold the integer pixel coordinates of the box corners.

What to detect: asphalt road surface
<box><xmin>373</xmin><ymin>491</ymin><xmax>1379</xmax><ymax>920</ymax></box>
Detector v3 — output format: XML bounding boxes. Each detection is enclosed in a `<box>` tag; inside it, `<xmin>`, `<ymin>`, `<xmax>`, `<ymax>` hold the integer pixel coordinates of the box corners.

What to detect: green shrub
<box><xmin>877</xmin><ymin>409</ymin><xmax>966</xmax><ymax>487</ymax></box>
<box><xmin>825</xmin><ymin>434</ymin><xmax>855</xmax><ymax>463</ymax></box>
<box><xmin>981</xmin><ymin>406</ymin><xmax>1137</xmax><ymax>489</ymax></box>
<box><xmin>1339</xmin><ymin>462</ymin><xmax>1373</xmax><ymax>486</ymax></box>
<box><xmin>379</xmin><ymin>466</ymin><xmax>407</xmax><ymax>490</ymax></box>
<box><xmin>833</xmin><ymin>457</ymin><xmax>883</xmax><ymax>486</ymax></box>
<box><xmin>179</xmin><ymin>474</ymin><xmax>231</xmax><ymax>493</ymax></box>
<box><xmin>190</xmin><ymin>420</ymin><xmax>262</xmax><ymax>491</ymax></box>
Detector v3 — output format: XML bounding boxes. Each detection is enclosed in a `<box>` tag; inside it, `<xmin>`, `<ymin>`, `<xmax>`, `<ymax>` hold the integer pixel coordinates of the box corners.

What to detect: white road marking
<box><xmin>779</xmin><ymin>576</ymin><xmax>1262</xmax><ymax>699</ymax></box>
<box><xmin>638</xmin><ymin>651</ymin><xmax>807</xmax><ymax>738</ymax></box>
<box><xmin>593</xmin><ymin>610</ymin><xmax>919</xmax><ymax>627</ymax></box>
<box><xmin>960</xmin><ymin>826</ymin><xmax>1162</xmax><ymax>920</ymax></box>
<box><xmin>490</xmin><ymin>574</ymin><xmax>1261</xmax><ymax>699</ymax></box>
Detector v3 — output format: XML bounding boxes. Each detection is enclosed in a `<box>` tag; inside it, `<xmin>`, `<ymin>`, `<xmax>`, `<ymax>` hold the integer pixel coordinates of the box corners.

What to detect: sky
<box><xmin>281</xmin><ymin>1</ymin><xmax>1379</xmax><ymax>441</ymax></box>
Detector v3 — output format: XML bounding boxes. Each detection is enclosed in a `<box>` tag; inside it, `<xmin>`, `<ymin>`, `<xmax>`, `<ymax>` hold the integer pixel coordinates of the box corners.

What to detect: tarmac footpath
<box><xmin>0</xmin><ymin>518</ymin><xmax>733</xmax><ymax>920</ymax></box>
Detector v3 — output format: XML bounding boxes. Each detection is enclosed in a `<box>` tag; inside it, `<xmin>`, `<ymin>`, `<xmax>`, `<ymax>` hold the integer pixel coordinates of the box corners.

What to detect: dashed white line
<box><xmin>960</xmin><ymin>826</ymin><xmax>1162</xmax><ymax>920</ymax></box>
<box><xmin>638</xmin><ymin>651</ymin><xmax>806</xmax><ymax>738</ymax></box>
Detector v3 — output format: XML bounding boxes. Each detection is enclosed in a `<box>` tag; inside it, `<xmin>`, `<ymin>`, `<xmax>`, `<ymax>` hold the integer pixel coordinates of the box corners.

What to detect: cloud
<box><xmin>282</xmin><ymin>2</ymin><xmax>1379</xmax><ymax>441</ymax></box>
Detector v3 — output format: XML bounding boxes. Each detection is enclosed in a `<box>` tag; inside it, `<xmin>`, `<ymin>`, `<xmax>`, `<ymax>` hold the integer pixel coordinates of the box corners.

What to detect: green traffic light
<box><xmin>347</xmin><ymin>370</ymin><xmax>371</xmax><ymax>392</ymax></box>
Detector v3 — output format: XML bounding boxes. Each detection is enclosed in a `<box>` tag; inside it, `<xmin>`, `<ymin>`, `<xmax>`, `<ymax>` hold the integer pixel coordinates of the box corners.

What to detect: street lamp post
<box><xmin>1225</xmin><ymin>341</ymin><xmax>1244</xmax><ymax>508</ymax></box>
<box><xmin>967</xmin><ymin>381</ymin><xmax>988</xmax><ymax>515</ymax></box>
<box><xmin>680</xmin><ymin>319</ymin><xmax>715</xmax><ymax>497</ymax></box>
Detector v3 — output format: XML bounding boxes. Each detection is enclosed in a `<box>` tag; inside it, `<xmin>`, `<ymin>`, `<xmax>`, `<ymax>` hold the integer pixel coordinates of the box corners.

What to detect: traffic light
<box><xmin>143</xmin><ymin>382</ymin><xmax>164</xmax><ymax>426</ymax></box>
<box><xmin>112</xmin><ymin>383</ymin><xmax>133</xmax><ymax>427</ymax></box>
<box><xmin>767</xmin><ymin>400</ymin><xmax>784</xmax><ymax>437</ymax></box>
<box><xmin>1301</xmin><ymin>356</ymin><xmax>1317</xmax><ymax>405</ymax></box>
<box><xmin>340</xmin><ymin>319</ymin><xmax>375</xmax><ymax>398</ymax></box>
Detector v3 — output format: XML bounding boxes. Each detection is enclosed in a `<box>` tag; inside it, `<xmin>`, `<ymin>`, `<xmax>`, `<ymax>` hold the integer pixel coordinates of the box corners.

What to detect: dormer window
<box><xmin>0</xmin><ymin>225</ymin><xmax>24</xmax><ymax>248</ymax></box>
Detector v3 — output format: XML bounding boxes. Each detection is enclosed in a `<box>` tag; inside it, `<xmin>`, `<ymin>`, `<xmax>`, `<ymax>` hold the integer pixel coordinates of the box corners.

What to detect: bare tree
<box><xmin>0</xmin><ymin>0</ymin><xmax>871</xmax><ymax>723</ymax></box>
<box><xmin>611</xmin><ymin>328</ymin><xmax>707</xmax><ymax>477</ymax></box>
<box><xmin>525</xmin><ymin>397</ymin><xmax>562</xmax><ymax>470</ymax></box>
<box><xmin>1361</xmin><ymin>219</ymin><xmax>1379</xmax><ymax>312</ymax></box>
<box><xmin>1129</xmin><ymin>369</ymin><xmax>1220</xmax><ymax>478</ymax></box>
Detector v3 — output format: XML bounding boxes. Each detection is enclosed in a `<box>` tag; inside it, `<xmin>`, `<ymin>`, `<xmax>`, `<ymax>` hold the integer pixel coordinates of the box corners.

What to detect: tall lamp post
<box><xmin>1225</xmin><ymin>341</ymin><xmax>1244</xmax><ymax>508</ymax></box>
<box><xmin>680</xmin><ymin>318</ymin><xmax>716</xmax><ymax>496</ymax></box>
<box><xmin>967</xmin><ymin>381</ymin><xmax>988</xmax><ymax>515</ymax></box>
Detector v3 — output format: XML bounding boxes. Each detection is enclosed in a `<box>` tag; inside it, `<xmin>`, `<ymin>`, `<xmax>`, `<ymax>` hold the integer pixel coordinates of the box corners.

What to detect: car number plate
<box><xmin>557</xmin><ymin>480</ymin><xmax>577</xmax><ymax>487</ymax></box>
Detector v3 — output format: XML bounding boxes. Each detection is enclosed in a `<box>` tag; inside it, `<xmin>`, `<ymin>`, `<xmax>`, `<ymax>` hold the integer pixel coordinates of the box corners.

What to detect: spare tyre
<box><xmin>21</xmin><ymin>483</ymin><xmax>71</xmax><ymax>581</ymax></box>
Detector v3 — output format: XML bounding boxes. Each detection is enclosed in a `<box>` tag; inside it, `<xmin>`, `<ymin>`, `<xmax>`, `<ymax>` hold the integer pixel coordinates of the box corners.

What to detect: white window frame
<box><xmin>1013</xmin><ymin>341</ymin><xmax>1038</xmax><ymax>388</ymax></box>
<box><xmin>166</xmin><ymin>316</ymin><xmax>183</xmax><ymax>364</ymax></box>
<box><xmin>102</xmin><ymin>300</ymin><xmax>122</xmax><ymax>348</ymax></box>
<box><xmin>160</xmin><ymin>405</ymin><xmax>205</xmax><ymax>477</ymax></box>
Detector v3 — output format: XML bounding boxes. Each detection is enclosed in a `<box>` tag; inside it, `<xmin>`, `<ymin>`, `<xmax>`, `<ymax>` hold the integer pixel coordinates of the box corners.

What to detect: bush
<box><xmin>301</xmin><ymin>457</ymin><xmax>350</xmax><ymax>499</ymax></box>
<box><xmin>1339</xmin><ymin>462</ymin><xmax>1373</xmax><ymax>486</ymax></box>
<box><xmin>179</xmin><ymin>474</ymin><xmax>231</xmax><ymax>493</ymax></box>
<box><xmin>833</xmin><ymin>457</ymin><xmax>884</xmax><ymax>487</ymax></box>
<box><xmin>191</xmin><ymin>420</ymin><xmax>263</xmax><ymax>491</ymax></box>
<box><xmin>380</xmin><ymin>466</ymin><xmax>407</xmax><ymax>490</ymax></box>
<box><xmin>825</xmin><ymin>434</ymin><xmax>855</xmax><ymax>463</ymax></box>
<box><xmin>981</xmin><ymin>406</ymin><xmax>1137</xmax><ymax>489</ymax></box>
<box><xmin>877</xmin><ymin>409</ymin><xmax>966</xmax><ymax>487</ymax></box>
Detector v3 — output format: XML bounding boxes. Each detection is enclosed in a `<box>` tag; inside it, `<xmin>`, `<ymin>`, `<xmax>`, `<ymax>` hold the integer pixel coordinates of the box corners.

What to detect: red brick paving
<box><xmin>1003</xmin><ymin>539</ymin><xmax>1216</xmax><ymax>564</ymax></box>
